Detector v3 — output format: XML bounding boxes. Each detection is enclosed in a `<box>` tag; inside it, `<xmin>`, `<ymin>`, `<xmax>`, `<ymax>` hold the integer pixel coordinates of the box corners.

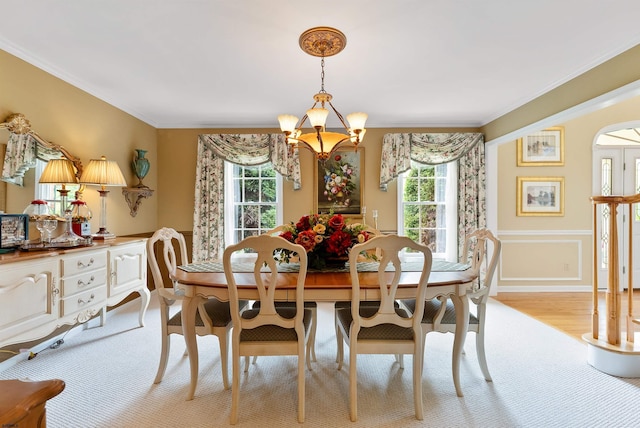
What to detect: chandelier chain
<box><xmin>320</xmin><ymin>56</ymin><xmax>326</xmax><ymax>94</ymax></box>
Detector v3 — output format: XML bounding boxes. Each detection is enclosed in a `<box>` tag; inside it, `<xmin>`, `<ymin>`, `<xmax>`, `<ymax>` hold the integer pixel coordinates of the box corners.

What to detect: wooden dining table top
<box><xmin>172</xmin><ymin>260</ymin><xmax>477</xmax><ymax>302</ymax></box>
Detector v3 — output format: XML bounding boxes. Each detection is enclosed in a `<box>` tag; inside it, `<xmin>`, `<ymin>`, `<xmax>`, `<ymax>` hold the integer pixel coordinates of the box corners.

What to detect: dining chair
<box><xmin>335</xmin><ymin>235</ymin><xmax>433</xmax><ymax>421</ymax></box>
<box><xmin>259</xmin><ymin>224</ymin><xmax>318</xmax><ymax>363</ymax></box>
<box><xmin>402</xmin><ymin>228</ymin><xmax>501</xmax><ymax>382</ymax></box>
<box><xmin>333</xmin><ymin>225</ymin><xmax>389</xmax><ymax>362</ymax></box>
<box><xmin>223</xmin><ymin>234</ymin><xmax>312</xmax><ymax>424</ymax></box>
<box><xmin>147</xmin><ymin>227</ymin><xmax>247</xmax><ymax>390</ymax></box>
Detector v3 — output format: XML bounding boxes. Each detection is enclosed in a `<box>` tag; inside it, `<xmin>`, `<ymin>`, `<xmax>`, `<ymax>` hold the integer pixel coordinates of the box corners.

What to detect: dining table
<box><xmin>171</xmin><ymin>260</ymin><xmax>477</xmax><ymax>400</ymax></box>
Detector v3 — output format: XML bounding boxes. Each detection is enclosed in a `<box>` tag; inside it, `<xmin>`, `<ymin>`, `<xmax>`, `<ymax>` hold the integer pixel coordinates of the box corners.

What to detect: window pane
<box><xmin>403</xmin><ymin>177</ymin><xmax>419</xmax><ymax>202</ymax></box>
<box><xmin>420</xmin><ymin>229</ymin><xmax>435</xmax><ymax>249</ymax></box>
<box><xmin>419</xmin><ymin>177</ymin><xmax>434</xmax><ymax>201</ymax></box>
<box><xmin>262</xmin><ymin>179</ymin><xmax>276</xmax><ymax>203</ymax></box>
<box><xmin>404</xmin><ymin>204</ymin><xmax>419</xmax><ymax>228</ymax></box>
<box><xmin>243</xmin><ymin>179</ymin><xmax>260</xmax><ymax>202</ymax></box>
<box><xmin>243</xmin><ymin>205</ymin><xmax>260</xmax><ymax>229</ymax></box>
<box><xmin>261</xmin><ymin>205</ymin><xmax>276</xmax><ymax>228</ymax></box>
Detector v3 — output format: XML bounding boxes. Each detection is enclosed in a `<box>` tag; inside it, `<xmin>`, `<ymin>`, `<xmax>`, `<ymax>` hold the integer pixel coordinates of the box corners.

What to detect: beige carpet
<box><xmin>2</xmin><ymin>293</ymin><xmax>640</xmax><ymax>427</ymax></box>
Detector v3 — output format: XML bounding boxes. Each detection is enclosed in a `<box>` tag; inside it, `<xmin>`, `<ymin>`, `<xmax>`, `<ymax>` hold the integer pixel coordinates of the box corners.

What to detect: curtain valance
<box><xmin>1</xmin><ymin>132</ymin><xmax>38</xmax><ymax>186</ymax></box>
<box><xmin>379</xmin><ymin>132</ymin><xmax>484</xmax><ymax>190</ymax></box>
<box><xmin>198</xmin><ymin>134</ymin><xmax>301</xmax><ymax>188</ymax></box>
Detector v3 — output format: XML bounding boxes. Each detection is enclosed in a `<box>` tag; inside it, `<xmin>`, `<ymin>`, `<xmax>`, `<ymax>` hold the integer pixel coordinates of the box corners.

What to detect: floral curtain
<box><xmin>1</xmin><ymin>132</ymin><xmax>38</xmax><ymax>186</ymax></box>
<box><xmin>192</xmin><ymin>134</ymin><xmax>300</xmax><ymax>262</ymax></box>
<box><xmin>380</xmin><ymin>132</ymin><xmax>485</xmax><ymax>259</ymax></box>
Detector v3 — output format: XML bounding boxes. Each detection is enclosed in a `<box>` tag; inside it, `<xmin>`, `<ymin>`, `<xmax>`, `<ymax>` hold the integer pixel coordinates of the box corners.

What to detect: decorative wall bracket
<box><xmin>122</xmin><ymin>186</ymin><xmax>154</xmax><ymax>217</ymax></box>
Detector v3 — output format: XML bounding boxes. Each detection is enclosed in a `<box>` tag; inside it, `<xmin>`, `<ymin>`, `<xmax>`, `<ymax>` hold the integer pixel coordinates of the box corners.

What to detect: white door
<box><xmin>593</xmin><ymin>147</ymin><xmax>640</xmax><ymax>290</ymax></box>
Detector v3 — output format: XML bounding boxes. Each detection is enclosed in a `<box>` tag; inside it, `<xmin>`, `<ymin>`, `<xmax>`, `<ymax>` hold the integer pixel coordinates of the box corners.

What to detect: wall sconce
<box><xmin>79</xmin><ymin>155</ymin><xmax>126</xmax><ymax>239</ymax></box>
<box><xmin>38</xmin><ymin>158</ymin><xmax>78</xmax><ymax>216</ymax></box>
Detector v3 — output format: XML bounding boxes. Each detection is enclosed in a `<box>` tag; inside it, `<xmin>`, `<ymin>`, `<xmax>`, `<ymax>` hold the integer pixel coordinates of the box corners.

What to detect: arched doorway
<box><xmin>593</xmin><ymin>121</ymin><xmax>640</xmax><ymax>290</ymax></box>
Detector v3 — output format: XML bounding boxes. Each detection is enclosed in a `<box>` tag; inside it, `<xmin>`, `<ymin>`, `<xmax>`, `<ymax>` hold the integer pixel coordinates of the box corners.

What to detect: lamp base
<box><xmin>92</xmin><ymin>228</ymin><xmax>116</xmax><ymax>240</ymax></box>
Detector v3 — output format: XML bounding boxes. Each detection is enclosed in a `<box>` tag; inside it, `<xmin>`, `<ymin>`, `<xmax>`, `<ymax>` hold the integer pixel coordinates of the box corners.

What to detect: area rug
<box><xmin>2</xmin><ymin>294</ymin><xmax>639</xmax><ymax>427</ymax></box>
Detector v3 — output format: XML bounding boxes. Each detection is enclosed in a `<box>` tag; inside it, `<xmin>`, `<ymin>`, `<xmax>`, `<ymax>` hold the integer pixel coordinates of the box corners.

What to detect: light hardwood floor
<box><xmin>493</xmin><ymin>290</ymin><xmax>640</xmax><ymax>341</ymax></box>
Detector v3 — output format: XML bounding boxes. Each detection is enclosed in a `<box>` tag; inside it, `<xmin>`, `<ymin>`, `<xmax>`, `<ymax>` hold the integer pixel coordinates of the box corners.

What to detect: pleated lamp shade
<box><xmin>79</xmin><ymin>155</ymin><xmax>126</xmax><ymax>240</ymax></box>
<box><xmin>80</xmin><ymin>156</ymin><xmax>126</xmax><ymax>187</ymax></box>
<box><xmin>39</xmin><ymin>158</ymin><xmax>78</xmax><ymax>185</ymax></box>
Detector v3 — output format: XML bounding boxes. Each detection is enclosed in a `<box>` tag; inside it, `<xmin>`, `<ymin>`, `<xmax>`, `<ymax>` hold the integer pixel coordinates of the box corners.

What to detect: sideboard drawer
<box><xmin>60</xmin><ymin>250</ymin><xmax>107</xmax><ymax>277</ymax></box>
<box><xmin>60</xmin><ymin>268</ymin><xmax>107</xmax><ymax>296</ymax></box>
<box><xmin>60</xmin><ymin>285</ymin><xmax>107</xmax><ymax>317</ymax></box>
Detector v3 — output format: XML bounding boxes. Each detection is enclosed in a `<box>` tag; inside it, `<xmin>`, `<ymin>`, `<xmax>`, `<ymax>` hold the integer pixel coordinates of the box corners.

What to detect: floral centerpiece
<box><xmin>276</xmin><ymin>213</ymin><xmax>374</xmax><ymax>269</ymax></box>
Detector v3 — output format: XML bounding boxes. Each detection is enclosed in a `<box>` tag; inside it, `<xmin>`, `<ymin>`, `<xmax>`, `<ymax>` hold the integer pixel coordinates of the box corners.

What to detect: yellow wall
<box><xmin>0</xmin><ymin>50</ymin><xmax>158</xmax><ymax>236</ymax></box>
<box><xmin>156</xmin><ymin>127</ymin><xmax>479</xmax><ymax>232</ymax></box>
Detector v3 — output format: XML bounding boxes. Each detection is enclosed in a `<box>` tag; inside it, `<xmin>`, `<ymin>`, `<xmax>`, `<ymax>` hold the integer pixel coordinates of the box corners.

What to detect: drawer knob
<box><xmin>77</xmin><ymin>258</ymin><xmax>95</xmax><ymax>269</ymax></box>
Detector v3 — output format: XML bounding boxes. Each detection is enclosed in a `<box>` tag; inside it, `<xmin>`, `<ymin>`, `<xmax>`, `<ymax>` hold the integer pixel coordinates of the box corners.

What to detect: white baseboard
<box><xmin>497</xmin><ymin>285</ymin><xmax>593</xmax><ymax>293</ymax></box>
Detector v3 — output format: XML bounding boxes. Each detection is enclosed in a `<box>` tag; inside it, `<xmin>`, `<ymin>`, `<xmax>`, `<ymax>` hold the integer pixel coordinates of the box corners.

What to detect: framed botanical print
<box><xmin>314</xmin><ymin>147</ymin><xmax>364</xmax><ymax>216</ymax></box>
<box><xmin>516</xmin><ymin>176</ymin><xmax>564</xmax><ymax>216</ymax></box>
<box><xmin>517</xmin><ymin>126</ymin><xmax>564</xmax><ymax>166</ymax></box>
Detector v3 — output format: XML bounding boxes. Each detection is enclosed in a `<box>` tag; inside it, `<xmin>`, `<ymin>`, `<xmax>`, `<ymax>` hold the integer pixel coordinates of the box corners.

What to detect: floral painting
<box><xmin>315</xmin><ymin>148</ymin><xmax>363</xmax><ymax>215</ymax></box>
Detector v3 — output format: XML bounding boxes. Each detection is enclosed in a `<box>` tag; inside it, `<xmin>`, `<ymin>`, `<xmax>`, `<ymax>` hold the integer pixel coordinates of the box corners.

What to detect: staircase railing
<box><xmin>590</xmin><ymin>194</ymin><xmax>640</xmax><ymax>345</ymax></box>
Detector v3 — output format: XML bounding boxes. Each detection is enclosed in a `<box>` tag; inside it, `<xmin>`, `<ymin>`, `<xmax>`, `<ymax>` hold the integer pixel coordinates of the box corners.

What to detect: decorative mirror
<box><xmin>1</xmin><ymin>113</ymin><xmax>84</xmax><ymax>215</ymax></box>
<box><xmin>0</xmin><ymin>113</ymin><xmax>83</xmax><ymax>186</ymax></box>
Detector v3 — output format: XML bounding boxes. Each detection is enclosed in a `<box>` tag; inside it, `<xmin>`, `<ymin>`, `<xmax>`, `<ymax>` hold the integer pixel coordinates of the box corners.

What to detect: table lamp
<box><xmin>38</xmin><ymin>158</ymin><xmax>78</xmax><ymax>216</ymax></box>
<box><xmin>79</xmin><ymin>155</ymin><xmax>127</xmax><ymax>239</ymax></box>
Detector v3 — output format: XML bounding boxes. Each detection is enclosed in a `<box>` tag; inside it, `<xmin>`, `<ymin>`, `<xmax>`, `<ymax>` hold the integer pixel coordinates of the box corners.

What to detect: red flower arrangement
<box><xmin>277</xmin><ymin>213</ymin><xmax>373</xmax><ymax>269</ymax></box>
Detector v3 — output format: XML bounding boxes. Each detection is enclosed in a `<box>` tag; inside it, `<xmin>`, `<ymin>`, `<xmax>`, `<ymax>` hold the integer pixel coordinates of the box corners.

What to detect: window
<box><xmin>397</xmin><ymin>161</ymin><xmax>457</xmax><ymax>260</ymax></box>
<box><xmin>224</xmin><ymin>162</ymin><xmax>282</xmax><ymax>247</ymax></box>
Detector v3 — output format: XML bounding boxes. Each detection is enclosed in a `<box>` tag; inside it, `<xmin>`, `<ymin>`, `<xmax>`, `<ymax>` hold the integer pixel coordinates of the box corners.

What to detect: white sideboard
<box><xmin>0</xmin><ymin>238</ymin><xmax>150</xmax><ymax>349</ymax></box>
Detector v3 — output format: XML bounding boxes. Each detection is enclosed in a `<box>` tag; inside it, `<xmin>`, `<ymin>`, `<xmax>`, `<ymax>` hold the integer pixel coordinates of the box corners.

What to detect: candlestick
<box><xmin>362</xmin><ymin>206</ymin><xmax>366</xmax><ymax>226</ymax></box>
<box><xmin>372</xmin><ymin>209</ymin><xmax>378</xmax><ymax>230</ymax></box>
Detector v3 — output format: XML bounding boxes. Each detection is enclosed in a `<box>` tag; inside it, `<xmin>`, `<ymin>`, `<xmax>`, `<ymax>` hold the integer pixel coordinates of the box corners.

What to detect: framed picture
<box><xmin>516</xmin><ymin>176</ymin><xmax>564</xmax><ymax>216</ymax></box>
<box><xmin>516</xmin><ymin>126</ymin><xmax>564</xmax><ymax>166</ymax></box>
<box><xmin>314</xmin><ymin>147</ymin><xmax>364</xmax><ymax>216</ymax></box>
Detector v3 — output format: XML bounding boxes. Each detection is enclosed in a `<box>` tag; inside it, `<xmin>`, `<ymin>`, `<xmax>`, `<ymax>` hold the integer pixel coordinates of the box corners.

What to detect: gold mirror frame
<box><xmin>0</xmin><ymin>112</ymin><xmax>83</xmax><ymax>183</ymax></box>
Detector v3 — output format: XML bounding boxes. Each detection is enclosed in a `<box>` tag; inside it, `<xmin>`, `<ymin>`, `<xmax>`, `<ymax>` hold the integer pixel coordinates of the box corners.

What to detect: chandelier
<box><xmin>278</xmin><ymin>27</ymin><xmax>367</xmax><ymax>160</ymax></box>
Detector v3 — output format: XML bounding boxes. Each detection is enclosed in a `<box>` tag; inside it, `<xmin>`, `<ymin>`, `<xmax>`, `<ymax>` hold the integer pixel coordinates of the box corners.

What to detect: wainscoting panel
<box><xmin>500</xmin><ymin>239</ymin><xmax>582</xmax><ymax>281</ymax></box>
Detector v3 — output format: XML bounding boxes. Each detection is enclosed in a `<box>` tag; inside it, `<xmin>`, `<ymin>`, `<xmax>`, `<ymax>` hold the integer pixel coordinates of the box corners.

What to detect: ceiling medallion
<box><xmin>298</xmin><ymin>27</ymin><xmax>347</xmax><ymax>58</ymax></box>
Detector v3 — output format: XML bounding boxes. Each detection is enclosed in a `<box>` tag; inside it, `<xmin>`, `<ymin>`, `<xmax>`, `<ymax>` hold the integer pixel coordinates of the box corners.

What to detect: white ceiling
<box><xmin>2</xmin><ymin>1</ymin><xmax>640</xmax><ymax>129</ymax></box>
